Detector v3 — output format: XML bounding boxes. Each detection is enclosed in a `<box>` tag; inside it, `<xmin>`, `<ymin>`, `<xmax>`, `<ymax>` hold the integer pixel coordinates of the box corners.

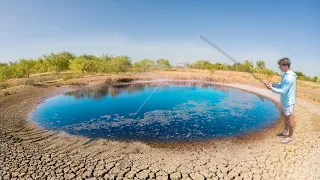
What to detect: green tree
<box><xmin>69</xmin><ymin>57</ymin><xmax>88</xmax><ymax>74</ymax></box>
<box><xmin>94</xmin><ymin>54</ymin><xmax>113</xmax><ymax>73</ymax></box>
<box><xmin>295</xmin><ymin>71</ymin><xmax>312</xmax><ymax>81</ymax></box>
<box><xmin>77</xmin><ymin>54</ymin><xmax>100</xmax><ymax>61</ymax></box>
<box><xmin>190</xmin><ymin>60</ymin><xmax>212</xmax><ymax>69</ymax></box>
<box><xmin>312</xmin><ymin>76</ymin><xmax>318</xmax><ymax>82</ymax></box>
<box><xmin>242</xmin><ymin>60</ymin><xmax>254</xmax><ymax>72</ymax></box>
<box><xmin>232</xmin><ymin>62</ymin><xmax>242</xmax><ymax>72</ymax></box>
<box><xmin>15</xmin><ymin>59</ymin><xmax>36</xmax><ymax>78</ymax></box>
<box><xmin>133</xmin><ymin>59</ymin><xmax>156</xmax><ymax>72</ymax></box>
<box><xmin>212</xmin><ymin>63</ymin><xmax>227</xmax><ymax>70</ymax></box>
<box><xmin>263</xmin><ymin>69</ymin><xmax>274</xmax><ymax>80</ymax></box>
<box><xmin>256</xmin><ymin>60</ymin><xmax>266</xmax><ymax>73</ymax></box>
<box><xmin>44</xmin><ymin>51</ymin><xmax>74</xmax><ymax>74</ymax></box>
<box><xmin>295</xmin><ymin>71</ymin><xmax>304</xmax><ymax>77</ymax></box>
<box><xmin>108</xmin><ymin>56</ymin><xmax>132</xmax><ymax>73</ymax></box>
<box><xmin>185</xmin><ymin>63</ymin><xmax>192</xmax><ymax>68</ymax></box>
<box><xmin>7</xmin><ymin>62</ymin><xmax>20</xmax><ymax>78</ymax></box>
<box><xmin>0</xmin><ymin>63</ymin><xmax>7</xmax><ymax>68</ymax></box>
<box><xmin>0</xmin><ymin>65</ymin><xmax>13</xmax><ymax>81</ymax></box>
<box><xmin>101</xmin><ymin>54</ymin><xmax>113</xmax><ymax>62</ymax></box>
<box><xmin>256</xmin><ymin>60</ymin><xmax>266</xmax><ymax>69</ymax></box>
<box><xmin>99</xmin><ymin>61</ymin><xmax>112</xmax><ymax>73</ymax></box>
<box><xmin>156</xmin><ymin>59</ymin><xmax>171</xmax><ymax>70</ymax></box>
<box><xmin>69</xmin><ymin>54</ymin><xmax>99</xmax><ymax>74</ymax></box>
<box><xmin>33</xmin><ymin>58</ymin><xmax>51</xmax><ymax>73</ymax></box>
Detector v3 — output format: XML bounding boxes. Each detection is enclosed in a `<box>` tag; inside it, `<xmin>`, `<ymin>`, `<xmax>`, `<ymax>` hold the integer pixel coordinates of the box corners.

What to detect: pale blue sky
<box><xmin>1</xmin><ymin>0</ymin><xmax>319</xmax><ymax>77</ymax></box>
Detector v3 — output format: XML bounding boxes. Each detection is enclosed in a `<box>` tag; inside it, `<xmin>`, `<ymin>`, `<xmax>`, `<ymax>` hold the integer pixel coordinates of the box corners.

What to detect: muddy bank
<box><xmin>1</xmin><ymin>77</ymin><xmax>320</xmax><ymax>179</ymax></box>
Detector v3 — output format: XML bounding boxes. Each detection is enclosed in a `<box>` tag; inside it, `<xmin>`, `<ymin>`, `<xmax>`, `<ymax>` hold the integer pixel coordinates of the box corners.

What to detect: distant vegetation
<box><xmin>186</xmin><ymin>60</ymin><xmax>278</xmax><ymax>78</ymax></box>
<box><xmin>0</xmin><ymin>51</ymin><xmax>319</xmax><ymax>83</ymax></box>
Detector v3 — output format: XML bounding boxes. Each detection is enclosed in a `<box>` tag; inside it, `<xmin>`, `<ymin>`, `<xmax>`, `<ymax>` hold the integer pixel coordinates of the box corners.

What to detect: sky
<box><xmin>1</xmin><ymin>0</ymin><xmax>319</xmax><ymax>77</ymax></box>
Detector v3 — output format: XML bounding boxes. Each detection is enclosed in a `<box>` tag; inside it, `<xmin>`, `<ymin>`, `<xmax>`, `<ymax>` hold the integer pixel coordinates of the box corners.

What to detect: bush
<box><xmin>61</xmin><ymin>74</ymin><xmax>74</xmax><ymax>81</ymax></box>
<box><xmin>104</xmin><ymin>77</ymin><xmax>113</xmax><ymax>85</ymax></box>
<box><xmin>156</xmin><ymin>59</ymin><xmax>172</xmax><ymax>70</ymax></box>
<box><xmin>0</xmin><ymin>83</ymin><xmax>10</xmax><ymax>90</ymax></box>
<box><xmin>312</xmin><ymin>76</ymin><xmax>318</xmax><ymax>82</ymax></box>
<box><xmin>0</xmin><ymin>65</ymin><xmax>14</xmax><ymax>81</ymax></box>
<box><xmin>44</xmin><ymin>51</ymin><xmax>74</xmax><ymax>74</ymax></box>
<box><xmin>3</xmin><ymin>91</ymin><xmax>16</xmax><ymax>97</ymax></box>
<box><xmin>68</xmin><ymin>82</ymin><xmax>87</xmax><ymax>86</ymax></box>
<box><xmin>104</xmin><ymin>77</ymin><xmax>134</xmax><ymax>85</ymax></box>
<box><xmin>132</xmin><ymin>59</ymin><xmax>156</xmax><ymax>72</ymax></box>
<box><xmin>24</xmin><ymin>78</ymin><xmax>36</xmax><ymax>85</ymax></box>
<box><xmin>69</xmin><ymin>54</ymin><xmax>99</xmax><ymax>74</ymax></box>
<box><xmin>108</xmin><ymin>56</ymin><xmax>132</xmax><ymax>73</ymax></box>
<box><xmin>115</xmin><ymin>77</ymin><xmax>134</xmax><ymax>83</ymax></box>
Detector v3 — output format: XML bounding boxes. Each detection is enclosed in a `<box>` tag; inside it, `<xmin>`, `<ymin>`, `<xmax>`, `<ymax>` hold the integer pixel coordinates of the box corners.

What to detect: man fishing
<box><xmin>267</xmin><ymin>58</ymin><xmax>297</xmax><ymax>144</ymax></box>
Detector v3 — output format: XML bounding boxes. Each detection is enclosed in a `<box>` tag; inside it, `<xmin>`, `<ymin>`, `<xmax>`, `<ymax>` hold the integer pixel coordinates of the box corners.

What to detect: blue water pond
<box><xmin>31</xmin><ymin>81</ymin><xmax>280</xmax><ymax>142</ymax></box>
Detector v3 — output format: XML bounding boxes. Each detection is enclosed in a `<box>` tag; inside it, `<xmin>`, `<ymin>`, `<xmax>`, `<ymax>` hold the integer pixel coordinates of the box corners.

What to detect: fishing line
<box><xmin>132</xmin><ymin>35</ymin><xmax>201</xmax><ymax>117</ymax></box>
<box><xmin>199</xmin><ymin>35</ymin><xmax>268</xmax><ymax>86</ymax></box>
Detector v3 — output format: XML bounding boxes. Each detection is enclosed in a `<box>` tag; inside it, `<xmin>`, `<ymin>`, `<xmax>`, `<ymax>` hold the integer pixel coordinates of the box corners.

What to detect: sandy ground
<box><xmin>0</xmin><ymin>72</ymin><xmax>320</xmax><ymax>180</ymax></box>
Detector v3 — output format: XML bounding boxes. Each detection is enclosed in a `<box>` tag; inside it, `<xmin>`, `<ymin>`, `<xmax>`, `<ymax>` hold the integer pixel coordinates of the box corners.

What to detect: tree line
<box><xmin>0</xmin><ymin>51</ymin><xmax>172</xmax><ymax>81</ymax></box>
<box><xmin>0</xmin><ymin>51</ymin><xmax>318</xmax><ymax>83</ymax></box>
<box><xmin>186</xmin><ymin>60</ymin><xmax>276</xmax><ymax>76</ymax></box>
<box><xmin>186</xmin><ymin>60</ymin><xmax>319</xmax><ymax>82</ymax></box>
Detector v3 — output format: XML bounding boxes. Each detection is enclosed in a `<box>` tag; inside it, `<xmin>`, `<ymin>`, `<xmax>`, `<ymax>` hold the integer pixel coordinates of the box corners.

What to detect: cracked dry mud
<box><xmin>1</xmin><ymin>83</ymin><xmax>320</xmax><ymax>180</ymax></box>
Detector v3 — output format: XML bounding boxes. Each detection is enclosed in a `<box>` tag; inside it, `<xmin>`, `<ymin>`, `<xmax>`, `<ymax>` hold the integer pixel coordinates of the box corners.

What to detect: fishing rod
<box><xmin>199</xmin><ymin>35</ymin><xmax>268</xmax><ymax>87</ymax></box>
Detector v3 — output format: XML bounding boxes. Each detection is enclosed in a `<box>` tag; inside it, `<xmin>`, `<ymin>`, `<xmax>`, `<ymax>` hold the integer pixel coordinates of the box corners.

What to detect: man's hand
<box><xmin>266</xmin><ymin>83</ymin><xmax>273</xmax><ymax>90</ymax></box>
<box><xmin>269</xmin><ymin>82</ymin><xmax>274</xmax><ymax>87</ymax></box>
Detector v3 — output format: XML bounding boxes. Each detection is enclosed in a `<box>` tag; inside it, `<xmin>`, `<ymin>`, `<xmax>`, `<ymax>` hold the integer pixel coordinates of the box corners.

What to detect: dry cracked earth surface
<box><xmin>0</xmin><ymin>82</ymin><xmax>320</xmax><ymax>180</ymax></box>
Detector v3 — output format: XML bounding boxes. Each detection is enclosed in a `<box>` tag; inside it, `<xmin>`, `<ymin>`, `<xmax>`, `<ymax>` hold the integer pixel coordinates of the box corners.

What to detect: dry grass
<box><xmin>0</xmin><ymin>89</ymin><xmax>17</xmax><ymax>97</ymax></box>
<box><xmin>0</xmin><ymin>82</ymin><xmax>10</xmax><ymax>90</ymax></box>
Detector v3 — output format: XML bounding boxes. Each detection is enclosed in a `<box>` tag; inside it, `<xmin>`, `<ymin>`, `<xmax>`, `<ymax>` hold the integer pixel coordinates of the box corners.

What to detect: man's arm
<box><xmin>271</xmin><ymin>76</ymin><xmax>293</xmax><ymax>94</ymax></box>
<box><xmin>273</xmin><ymin>82</ymin><xmax>282</xmax><ymax>88</ymax></box>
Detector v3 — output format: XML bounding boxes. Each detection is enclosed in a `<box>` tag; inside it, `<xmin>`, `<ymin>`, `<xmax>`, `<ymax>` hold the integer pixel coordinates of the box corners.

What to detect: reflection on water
<box><xmin>65</xmin><ymin>81</ymin><xmax>234</xmax><ymax>100</ymax></box>
<box><xmin>31</xmin><ymin>81</ymin><xmax>279</xmax><ymax>142</ymax></box>
<box><xmin>65</xmin><ymin>81</ymin><xmax>266</xmax><ymax>103</ymax></box>
<box><xmin>65</xmin><ymin>84</ymin><xmax>147</xmax><ymax>100</ymax></box>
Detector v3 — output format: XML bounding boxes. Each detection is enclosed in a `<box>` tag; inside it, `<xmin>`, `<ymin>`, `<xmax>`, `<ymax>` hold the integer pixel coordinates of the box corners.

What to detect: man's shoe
<box><xmin>281</xmin><ymin>136</ymin><xmax>294</xmax><ymax>144</ymax></box>
<box><xmin>276</xmin><ymin>130</ymin><xmax>289</xmax><ymax>136</ymax></box>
